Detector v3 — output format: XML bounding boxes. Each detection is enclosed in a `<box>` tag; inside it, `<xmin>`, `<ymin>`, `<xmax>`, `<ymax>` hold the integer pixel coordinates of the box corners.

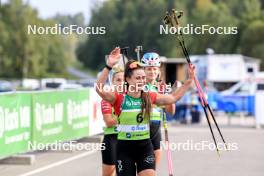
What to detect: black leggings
<box><xmin>150</xmin><ymin>122</ymin><xmax>162</xmax><ymax>150</ymax></box>
<box><xmin>116</xmin><ymin>139</ymin><xmax>155</xmax><ymax>176</ymax></box>
<box><xmin>101</xmin><ymin>134</ymin><xmax>118</xmax><ymax>165</ymax></box>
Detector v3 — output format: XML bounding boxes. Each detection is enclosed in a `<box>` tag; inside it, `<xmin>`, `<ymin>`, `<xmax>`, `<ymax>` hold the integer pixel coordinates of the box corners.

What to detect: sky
<box><xmin>2</xmin><ymin>0</ymin><xmax>106</xmax><ymax>23</ymax></box>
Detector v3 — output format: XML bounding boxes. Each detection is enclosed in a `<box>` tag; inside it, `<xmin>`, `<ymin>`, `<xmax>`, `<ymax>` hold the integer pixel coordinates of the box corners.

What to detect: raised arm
<box><xmin>155</xmin><ymin>64</ymin><xmax>195</xmax><ymax>106</ymax></box>
<box><xmin>165</xmin><ymin>104</ymin><xmax>175</xmax><ymax>115</ymax></box>
<box><xmin>95</xmin><ymin>47</ymin><xmax>121</xmax><ymax>104</ymax></box>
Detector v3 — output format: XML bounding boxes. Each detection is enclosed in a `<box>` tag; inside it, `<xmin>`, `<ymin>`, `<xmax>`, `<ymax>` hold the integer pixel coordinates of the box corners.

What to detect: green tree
<box><xmin>77</xmin><ymin>0</ymin><xmax>185</xmax><ymax>71</ymax></box>
<box><xmin>240</xmin><ymin>20</ymin><xmax>264</xmax><ymax>69</ymax></box>
<box><xmin>77</xmin><ymin>0</ymin><xmax>264</xmax><ymax>71</ymax></box>
<box><xmin>52</xmin><ymin>13</ymin><xmax>85</xmax><ymax>27</ymax></box>
<box><xmin>0</xmin><ymin>0</ymin><xmax>72</xmax><ymax>78</ymax></box>
<box><xmin>188</xmin><ymin>0</ymin><xmax>238</xmax><ymax>54</ymax></box>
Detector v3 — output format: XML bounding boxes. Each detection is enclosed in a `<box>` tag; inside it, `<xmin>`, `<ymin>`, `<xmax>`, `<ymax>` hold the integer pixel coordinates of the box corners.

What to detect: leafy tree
<box><xmin>77</xmin><ymin>0</ymin><xmax>185</xmax><ymax>70</ymax></box>
<box><xmin>52</xmin><ymin>13</ymin><xmax>85</xmax><ymax>27</ymax></box>
<box><xmin>240</xmin><ymin>20</ymin><xmax>264</xmax><ymax>69</ymax></box>
<box><xmin>0</xmin><ymin>0</ymin><xmax>73</xmax><ymax>78</ymax></box>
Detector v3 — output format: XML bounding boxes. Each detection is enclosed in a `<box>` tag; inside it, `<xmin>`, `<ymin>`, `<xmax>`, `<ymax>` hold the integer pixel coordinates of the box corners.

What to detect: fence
<box><xmin>0</xmin><ymin>88</ymin><xmax>104</xmax><ymax>159</ymax></box>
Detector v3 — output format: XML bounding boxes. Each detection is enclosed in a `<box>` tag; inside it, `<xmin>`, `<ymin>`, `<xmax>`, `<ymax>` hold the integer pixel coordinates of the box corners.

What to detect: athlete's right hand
<box><xmin>107</xmin><ymin>47</ymin><xmax>121</xmax><ymax>67</ymax></box>
<box><xmin>187</xmin><ymin>64</ymin><xmax>195</xmax><ymax>81</ymax></box>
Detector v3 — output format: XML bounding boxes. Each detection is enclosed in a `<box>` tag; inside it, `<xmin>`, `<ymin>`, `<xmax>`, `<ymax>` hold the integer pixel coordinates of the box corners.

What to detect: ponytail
<box><xmin>140</xmin><ymin>91</ymin><xmax>152</xmax><ymax>120</ymax></box>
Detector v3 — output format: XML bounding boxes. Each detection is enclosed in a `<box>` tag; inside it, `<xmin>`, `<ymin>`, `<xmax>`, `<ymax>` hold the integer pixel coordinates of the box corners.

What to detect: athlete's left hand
<box><xmin>107</xmin><ymin>47</ymin><xmax>121</xmax><ymax>67</ymax></box>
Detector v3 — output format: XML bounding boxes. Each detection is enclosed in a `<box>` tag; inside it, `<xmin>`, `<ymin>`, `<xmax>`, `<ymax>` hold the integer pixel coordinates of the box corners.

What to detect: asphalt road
<box><xmin>1</xmin><ymin>118</ymin><xmax>264</xmax><ymax>176</ymax></box>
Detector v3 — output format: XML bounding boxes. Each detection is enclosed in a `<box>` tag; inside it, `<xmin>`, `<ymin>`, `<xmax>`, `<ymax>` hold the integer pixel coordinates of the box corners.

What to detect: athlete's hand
<box><xmin>187</xmin><ymin>64</ymin><xmax>195</xmax><ymax>81</ymax></box>
<box><xmin>107</xmin><ymin>47</ymin><xmax>121</xmax><ymax>67</ymax></box>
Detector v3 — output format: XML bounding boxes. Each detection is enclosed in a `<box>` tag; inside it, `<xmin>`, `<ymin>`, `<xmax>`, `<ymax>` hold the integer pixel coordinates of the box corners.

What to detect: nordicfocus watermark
<box><xmin>160</xmin><ymin>24</ymin><xmax>238</xmax><ymax>35</ymax></box>
<box><xmin>95</xmin><ymin>82</ymin><xmax>172</xmax><ymax>93</ymax></box>
<box><xmin>28</xmin><ymin>140</ymin><xmax>106</xmax><ymax>152</ymax></box>
<box><xmin>27</xmin><ymin>24</ymin><xmax>106</xmax><ymax>35</ymax></box>
<box><xmin>160</xmin><ymin>140</ymin><xmax>239</xmax><ymax>151</ymax></box>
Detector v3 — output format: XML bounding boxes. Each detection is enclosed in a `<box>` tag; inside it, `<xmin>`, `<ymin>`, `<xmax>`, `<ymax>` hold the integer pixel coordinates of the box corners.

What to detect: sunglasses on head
<box><xmin>129</xmin><ymin>61</ymin><xmax>142</xmax><ymax>69</ymax></box>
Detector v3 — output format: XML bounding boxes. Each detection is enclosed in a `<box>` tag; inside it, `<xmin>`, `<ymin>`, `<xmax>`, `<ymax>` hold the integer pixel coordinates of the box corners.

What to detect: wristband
<box><xmin>105</xmin><ymin>64</ymin><xmax>112</xmax><ymax>70</ymax></box>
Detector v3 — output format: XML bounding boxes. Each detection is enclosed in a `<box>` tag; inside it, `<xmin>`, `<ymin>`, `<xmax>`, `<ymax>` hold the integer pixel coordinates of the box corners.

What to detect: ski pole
<box><xmin>163</xmin><ymin>9</ymin><xmax>227</xmax><ymax>156</ymax></box>
<box><xmin>135</xmin><ymin>46</ymin><xmax>143</xmax><ymax>62</ymax></box>
<box><xmin>160</xmin><ymin>81</ymin><xmax>174</xmax><ymax>176</ymax></box>
<box><xmin>162</xmin><ymin>109</ymin><xmax>174</xmax><ymax>176</ymax></box>
<box><xmin>120</xmin><ymin>47</ymin><xmax>129</xmax><ymax>65</ymax></box>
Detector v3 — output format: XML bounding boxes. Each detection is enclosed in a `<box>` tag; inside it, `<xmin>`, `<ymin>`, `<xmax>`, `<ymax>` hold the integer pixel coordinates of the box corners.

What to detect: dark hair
<box><xmin>124</xmin><ymin>60</ymin><xmax>152</xmax><ymax>119</ymax></box>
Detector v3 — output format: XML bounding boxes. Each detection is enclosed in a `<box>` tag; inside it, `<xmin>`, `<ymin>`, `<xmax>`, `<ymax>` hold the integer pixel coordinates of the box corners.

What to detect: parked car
<box><xmin>58</xmin><ymin>83</ymin><xmax>83</xmax><ymax>90</ymax></box>
<box><xmin>21</xmin><ymin>78</ymin><xmax>40</xmax><ymax>90</ymax></box>
<box><xmin>0</xmin><ymin>80</ymin><xmax>14</xmax><ymax>92</ymax></box>
<box><xmin>40</xmin><ymin>78</ymin><xmax>67</xmax><ymax>89</ymax></box>
<box><xmin>217</xmin><ymin>72</ymin><xmax>264</xmax><ymax>115</ymax></box>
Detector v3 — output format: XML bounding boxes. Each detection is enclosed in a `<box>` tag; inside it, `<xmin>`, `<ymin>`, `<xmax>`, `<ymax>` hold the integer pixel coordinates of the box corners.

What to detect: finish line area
<box><xmin>1</xmin><ymin>117</ymin><xmax>263</xmax><ymax>176</ymax></box>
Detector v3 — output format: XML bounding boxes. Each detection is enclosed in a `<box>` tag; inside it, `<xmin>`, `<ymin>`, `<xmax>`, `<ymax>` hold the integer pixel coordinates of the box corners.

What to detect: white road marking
<box><xmin>19</xmin><ymin>150</ymin><xmax>97</xmax><ymax>176</ymax></box>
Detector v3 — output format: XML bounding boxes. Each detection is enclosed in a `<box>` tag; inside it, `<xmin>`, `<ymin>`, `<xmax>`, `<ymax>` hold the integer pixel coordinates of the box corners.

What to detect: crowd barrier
<box><xmin>0</xmin><ymin>88</ymin><xmax>104</xmax><ymax>159</ymax></box>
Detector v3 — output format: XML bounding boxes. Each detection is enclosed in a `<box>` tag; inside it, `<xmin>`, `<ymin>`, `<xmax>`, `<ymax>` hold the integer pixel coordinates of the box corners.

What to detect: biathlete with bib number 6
<box><xmin>96</xmin><ymin>47</ymin><xmax>195</xmax><ymax>176</ymax></box>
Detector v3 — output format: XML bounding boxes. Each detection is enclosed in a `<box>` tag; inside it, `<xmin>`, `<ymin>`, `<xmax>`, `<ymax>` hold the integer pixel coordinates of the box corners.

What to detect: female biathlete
<box><xmin>140</xmin><ymin>52</ymin><xmax>175</xmax><ymax>166</ymax></box>
<box><xmin>96</xmin><ymin>47</ymin><xmax>195</xmax><ymax>176</ymax></box>
<box><xmin>101</xmin><ymin>65</ymin><xmax>124</xmax><ymax>176</ymax></box>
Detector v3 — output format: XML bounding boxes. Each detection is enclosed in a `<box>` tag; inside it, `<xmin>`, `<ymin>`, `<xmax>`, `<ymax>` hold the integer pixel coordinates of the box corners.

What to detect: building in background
<box><xmin>161</xmin><ymin>54</ymin><xmax>261</xmax><ymax>91</ymax></box>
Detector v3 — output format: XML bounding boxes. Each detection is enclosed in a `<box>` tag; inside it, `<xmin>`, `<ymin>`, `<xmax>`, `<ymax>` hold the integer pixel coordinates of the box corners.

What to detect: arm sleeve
<box><xmin>101</xmin><ymin>100</ymin><xmax>112</xmax><ymax>114</ymax></box>
<box><xmin>149</xmin><ymin>92</ymin><xmax>157</xmax><ymax>104</ymax></box>
<box><xmin>112</xmin><ymin>92</ymin><xmax>123</xmax><ymax>116</ymax></box>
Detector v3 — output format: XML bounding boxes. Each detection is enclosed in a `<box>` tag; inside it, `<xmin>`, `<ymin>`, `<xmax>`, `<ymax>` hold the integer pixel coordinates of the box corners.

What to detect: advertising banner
<box><xmin>0</xmin><ymin>93</ymin><xmax>31</xmax><ymax>159</ymax></box>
